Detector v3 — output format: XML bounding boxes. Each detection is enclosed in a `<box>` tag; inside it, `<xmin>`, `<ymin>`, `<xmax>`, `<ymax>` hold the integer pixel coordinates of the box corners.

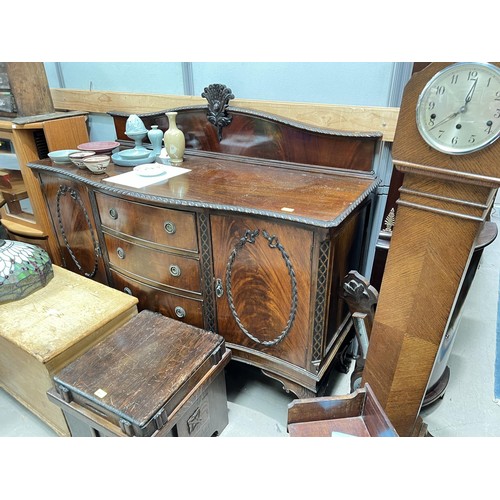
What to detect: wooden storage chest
<box><xmin>48</xmin><ymin>310</ymin><xmax>231</xmax><ymax>437</ymax></box>
<box><xmin>0</xmin><ymin>265</ymin><xmax>138</xmax><ymax>436</ymax></box>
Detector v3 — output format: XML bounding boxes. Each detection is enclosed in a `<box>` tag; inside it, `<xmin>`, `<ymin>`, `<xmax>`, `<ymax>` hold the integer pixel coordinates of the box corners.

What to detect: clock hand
<box><xmin>429</xmin><ymin>109</ymin><xmax>463</xmax><ymax>131</ymax></box>
<box><xmin>428</xmin><ymin>79</ymin><xmax>480</xmax><ymax>132</ymax></box>
<box><xmin>464</xmin><ymin>79</ymin><xmax>478</xmax><ymax>104</ymax></box>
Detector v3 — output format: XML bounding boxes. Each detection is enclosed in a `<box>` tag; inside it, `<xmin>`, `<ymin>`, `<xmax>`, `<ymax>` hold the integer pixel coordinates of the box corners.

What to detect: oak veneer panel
<box><xmin>42</xmin><ymin>115</ymin><xmax>89</xmax><ymax>153</ymax></box>
<box><xmin>362</xmin><ymin>62</ymin><xmax>500</xmax><ymax>436</ymax></box>
<box><xmin>8</xmin><ymin>114</ymin><xmax>89</xmax><ymax>264</ymax></box>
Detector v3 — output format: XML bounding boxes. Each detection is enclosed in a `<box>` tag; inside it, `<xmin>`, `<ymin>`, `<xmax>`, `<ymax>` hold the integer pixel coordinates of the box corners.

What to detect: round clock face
<box><xmin>416</xmin><ymin>62</ymin><xmax>500</xmax><ymax>154</ymax></box>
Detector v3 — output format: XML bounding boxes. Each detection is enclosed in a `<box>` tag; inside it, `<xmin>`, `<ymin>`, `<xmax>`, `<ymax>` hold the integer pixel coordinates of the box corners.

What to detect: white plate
<box><xmin>133</xmin><ymin>163</ymin><xmax>167</xmax><ymax>177</ymax></box>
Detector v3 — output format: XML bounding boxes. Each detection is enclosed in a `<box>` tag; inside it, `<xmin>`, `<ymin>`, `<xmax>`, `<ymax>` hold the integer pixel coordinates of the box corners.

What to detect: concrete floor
<box><xmin>1</xmin><ymin>207</ymin><xmax>500</xmax><ymax>439</ymax></box>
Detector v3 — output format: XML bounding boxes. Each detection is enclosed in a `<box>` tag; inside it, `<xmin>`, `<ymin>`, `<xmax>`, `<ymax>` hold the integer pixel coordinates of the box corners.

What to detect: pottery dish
<box><xmin>48</xmin><ymin>149</ymin><xmax>80</xmax><ymax>164</ymax></box>
<box><xmin>82</xmin><ymin>155</ymin><xmax>110</xmax><ymax>174</ymax></box>
<box><xmin>119</xmin><ymin>149</ymin><xmax>150</xmax><ymax>160</ymax></box>
<box><xmin>78</xmin><ymin>141</ymin><xmax>120</xmax><ymax>154</ymax></box>
<box><xmin>133</xmin><ymin>163</ymin><xmax>167</xmax><ymax>177</ymax></box>
<box><xmin>69</xmin><ymin>151</ymin><xmax>96</xmax><ymax>169</ymax></box>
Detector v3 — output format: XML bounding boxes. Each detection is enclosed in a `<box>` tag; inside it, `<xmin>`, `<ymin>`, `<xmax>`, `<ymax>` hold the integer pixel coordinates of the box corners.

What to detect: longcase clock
<box><xmin>361</xmin><ymin>62</ymin><xmax>500</xmax><ymax>436</ymax></box>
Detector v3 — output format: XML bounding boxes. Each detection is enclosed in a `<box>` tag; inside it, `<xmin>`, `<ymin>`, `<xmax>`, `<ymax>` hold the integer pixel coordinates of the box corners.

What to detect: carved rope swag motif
<box><xmin>225</xmin><ymin>229</ymin><xmax>298</xmax><ymax>346</ymax></box>
<box><xmin>56</xmin><ymin>185</ymin><xmax>100</xmax><ymax>278</ymax></box>
<box><xmin>201</xmin><ymin>83</ymin><xmax>234</xmax><ymax>142</ymax></box>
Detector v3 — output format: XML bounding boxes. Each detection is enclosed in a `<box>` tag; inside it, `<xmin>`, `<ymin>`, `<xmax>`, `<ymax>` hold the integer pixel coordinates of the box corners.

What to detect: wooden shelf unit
<box><xmin>0</xmin><ymin>113</ymin><xmax>89</xmax><ymax>262</ymax></box>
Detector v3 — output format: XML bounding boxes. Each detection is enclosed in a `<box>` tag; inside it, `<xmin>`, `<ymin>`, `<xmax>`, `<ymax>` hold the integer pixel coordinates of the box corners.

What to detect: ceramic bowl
<box><xmin>48</xmin><ymin>149</ymin><xmax>80</xmax><ymax>164</ymax></box>
<box><xmin>82</xmin><ymin>154</ymin><xmax>110</xmax><ymax>174</ymax></box>
<box><xmin>77</xmin><ymin>141</ymin><xmax>120</xmax><ymax>154</ymax></box>
<box><xmin>69</xmin><ymin>151</ymin><xmax>96</xmax><ymax>169</ymax></box>
<box><xmin>119</xmin><ymin>148</ymin><xmax>150</xmax><ymax>160</ymax></box>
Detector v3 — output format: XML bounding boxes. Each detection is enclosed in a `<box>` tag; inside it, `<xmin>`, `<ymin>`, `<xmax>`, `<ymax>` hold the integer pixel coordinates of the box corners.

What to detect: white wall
<box><xmin>45</xmin><ymin>62</ymin><xmax>397</xmax><ymax>105</ymax></box>
<box><xmin>44</xmin><ymin>61</ymin><xmax>401</xmax><ymax>143</ymax></box>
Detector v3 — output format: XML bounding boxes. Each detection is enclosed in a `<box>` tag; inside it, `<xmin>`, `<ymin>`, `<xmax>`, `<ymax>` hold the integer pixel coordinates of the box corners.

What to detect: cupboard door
<box><xmin>211</xmin><ymin>215</ymin><xmax>313</xmax><ymax>368</ymax></box>
<box><xmin>39</xmin><ymin>172</ymin><xmax>108</xmax><ymax>284</ymax></box>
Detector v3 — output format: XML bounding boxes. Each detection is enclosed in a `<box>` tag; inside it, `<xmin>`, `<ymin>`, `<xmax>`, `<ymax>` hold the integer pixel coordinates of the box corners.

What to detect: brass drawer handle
<box><xmin>169</xmin><ymin>264</ymin><xmax>181</xmax><ymax>277</ymax></box>
<box><xmin>164</xmin><ymin>221</ymin><xmax>176</xmax><ymax>234</ymax></box>
<box><xmin>174</xmin><ymin>306</ymin><xmax>186</xmax><ymax>318</ymax></box>
<box><xmin>109</xmin><ymin>208</ymin><xmax>118</xmax><ymax>220</ymax></box>
<box><xmin>117</xmin><ymin>247</ymin><xmax>126</xmax><ymax>259</ymax></box>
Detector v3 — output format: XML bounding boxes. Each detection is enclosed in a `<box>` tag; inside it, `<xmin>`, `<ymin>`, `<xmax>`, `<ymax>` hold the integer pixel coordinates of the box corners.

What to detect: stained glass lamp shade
<box><xmin>0</xmin><ymin>239</ymin><xmax>54</xmax><ymax>304</ymax></box>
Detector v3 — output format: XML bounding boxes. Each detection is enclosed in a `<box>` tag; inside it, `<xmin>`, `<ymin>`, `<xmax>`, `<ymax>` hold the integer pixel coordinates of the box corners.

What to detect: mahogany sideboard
<box><xmin>28</xmin><ymin>92</ymin><xmax>381</xmax><ymax>397</ymax></box>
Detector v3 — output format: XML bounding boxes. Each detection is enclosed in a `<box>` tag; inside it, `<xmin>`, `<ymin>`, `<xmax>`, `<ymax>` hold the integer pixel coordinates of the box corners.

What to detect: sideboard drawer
<box><xmin>95</xmin><ymin>192</ymin><xmax>198</xmax><ymax>252</ymax></box>
<box><xmin>111</xmin><ymin>269</ymin><xmax>204</xmax><ymax>328</ymax></box>
<box><xmin>104</xmin><ymin>233</ymin><xmax>202</xmax><ymax>293</ymax></box>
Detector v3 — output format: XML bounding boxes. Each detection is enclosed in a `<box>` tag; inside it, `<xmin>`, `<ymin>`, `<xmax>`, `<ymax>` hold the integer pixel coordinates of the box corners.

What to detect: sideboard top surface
<box><xmin>29</xmin><ymin>155</ymin><xmax>379</xmax><ymax>228</ymax></box>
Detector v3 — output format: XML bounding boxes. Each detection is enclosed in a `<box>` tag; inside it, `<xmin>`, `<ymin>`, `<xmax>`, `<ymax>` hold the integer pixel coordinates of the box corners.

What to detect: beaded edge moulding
<box><xmin>0</xmin><ymin>239</ymin><xmax>54</xmax><ymax>304</ymax></box>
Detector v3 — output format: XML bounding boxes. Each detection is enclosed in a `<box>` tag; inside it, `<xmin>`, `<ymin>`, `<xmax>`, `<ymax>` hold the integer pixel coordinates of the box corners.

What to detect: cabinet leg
<box><xmin>260</xmin><ymin>369</ymin><xmax>316</xmax><ymax>399</ymax></box>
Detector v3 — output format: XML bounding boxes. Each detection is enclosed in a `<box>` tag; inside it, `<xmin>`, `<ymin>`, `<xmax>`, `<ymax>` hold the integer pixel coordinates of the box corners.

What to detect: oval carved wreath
<box><xmin>225</xmin><ymin>229</ymin><xmax>298</xmax><ymax>347</ymax></box>
<box><xmin>56</xmin><ymin>185</ymin><xmax>100</xmax><ymax>278</ymax></box>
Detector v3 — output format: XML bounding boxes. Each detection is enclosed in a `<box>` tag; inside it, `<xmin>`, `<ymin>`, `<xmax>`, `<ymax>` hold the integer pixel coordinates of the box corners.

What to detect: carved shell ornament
<box><xmin>201</xmin><ymin>84</ymin><xmax>235</xmax><ymax>141</ymax></box>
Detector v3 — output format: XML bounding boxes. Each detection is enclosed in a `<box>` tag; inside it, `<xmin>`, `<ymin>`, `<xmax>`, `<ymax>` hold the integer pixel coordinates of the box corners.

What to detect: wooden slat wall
<box><xmin>50</xmin><ymin>88</ymin><xmax>399</xmax><ymax>142</ymax></box>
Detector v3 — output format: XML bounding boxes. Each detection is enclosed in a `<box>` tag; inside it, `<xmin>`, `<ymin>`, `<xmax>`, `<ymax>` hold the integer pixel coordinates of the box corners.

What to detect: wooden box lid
<box><xmin>0</xmin><ymin>266</ymin><xmax>138</xmax><ymax>363</ymax></box>
<box><xmin>52</xmin><ymin>310</ymin><xmax>226</xmax><ymax>437</ymax></box>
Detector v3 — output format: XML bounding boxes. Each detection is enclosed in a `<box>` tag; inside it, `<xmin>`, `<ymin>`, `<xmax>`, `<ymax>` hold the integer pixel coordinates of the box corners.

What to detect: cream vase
<box><xmin>164</xmin><ymin>112</ymin><xmax>185</xmax><ymax>165</ymax></box>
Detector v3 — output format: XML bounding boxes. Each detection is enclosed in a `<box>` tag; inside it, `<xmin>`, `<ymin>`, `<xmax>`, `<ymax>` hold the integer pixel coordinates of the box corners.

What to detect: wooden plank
<box><xmin>11</xmin><ymin>110</ymin><xmax>87</xmax><ymax>127</ymax></box>
<box><xmin>50</xmin><ymin>88</ymin><xmax>399</xmax><ymax>142</ymax></box>
<box><xmin>6</xmin><ymin>63</ymin><xmax>54</xmax><ymax>117</ymax></box>
<box><xmin>0</xmin><ymin>218</ymin><xmax>46</xmax><ymax>238</ymax></box>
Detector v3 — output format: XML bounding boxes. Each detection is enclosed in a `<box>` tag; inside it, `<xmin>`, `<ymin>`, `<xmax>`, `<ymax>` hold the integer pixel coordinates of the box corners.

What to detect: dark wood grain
<box><xmin>104</xmin><ymin>232</ymin><xmax>201</xmax><ymax>293</ymax></box>
<box><xmin>109</xmin><ymin>107</ymin><xmax>381</xmax><ymax>172</ymax></box>
<box><xmin>110</xmin><ymin>269</ymin><xmax>205</xmax><ymax>328</ymax></box>
<box><xmin>39</xmin><ymin>172</ymin><xmax>108</xmax><ymax>284</ymax></box>
<box><xmin>287</xmin><ymin>384</ymin><xmax>397</xmax><ymax>437</ymax></box>
<box><xmin>53</xmin><ymin>310</ymin><xmax>226</xmax><ymax>436</ymax></box>
<box><xmin>32</xmin><ymin>155</ymin><xmax>378</xmax><ymax>227</ymax></box>
<box><xmin>30</xmin><ymin>104</ymin><xmax>379</xmax><ymax>397</ymax></box>
<box><xmin>211</xmin><ymin>214</ymin><xmax>313</xmax><ymax>369</ymax></box>
<box><xmin>96</xmin><ymin>191</ymin><xmax>199</xmax><ymax>253</ymax></box>
<box><xmin>48</xmin><ymin>348</ymin><xmax>231</xmax><ymax>437</ymax></box>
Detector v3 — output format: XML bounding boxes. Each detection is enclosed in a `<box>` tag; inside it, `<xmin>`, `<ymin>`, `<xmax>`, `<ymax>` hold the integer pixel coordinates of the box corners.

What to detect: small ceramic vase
<box><xmin>164</xmin><ymin>112</ymin><xmax>185</xmax><ymax>165</ymax></box>
<box><xmin>147</xmin><ymin>125</ymin><xmax>163</xmax><ymax>156</ymax></box>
